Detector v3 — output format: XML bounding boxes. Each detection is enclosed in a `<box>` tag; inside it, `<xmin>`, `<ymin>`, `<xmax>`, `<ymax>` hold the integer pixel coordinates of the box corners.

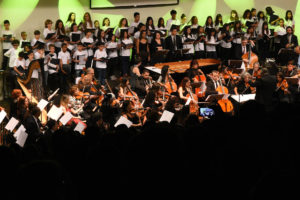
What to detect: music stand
<box><xmin>205</xmin><ymin>94</ymin><xmax>226</xmax><ymax>102</ymax></box>
<box><xmin>228</xmin><ymin>60</ymin><xmax>243</xmax><ymax>68</ymax></box>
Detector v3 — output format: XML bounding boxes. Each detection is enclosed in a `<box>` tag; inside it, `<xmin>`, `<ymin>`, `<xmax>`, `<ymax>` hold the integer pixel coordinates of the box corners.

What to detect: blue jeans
<box><xmin>96</xmin><ymin>68</ymin><xmax>106</xmax><ymax>85</ymax></box>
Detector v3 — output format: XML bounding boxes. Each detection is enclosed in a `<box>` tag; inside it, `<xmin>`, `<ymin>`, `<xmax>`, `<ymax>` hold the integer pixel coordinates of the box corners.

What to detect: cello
<box><xmin>194</xmin><ymin>72</ymin><xmax>206</xmax><ymax>98</ymax></box>
<box><xmin>186</xmin><ymin>87</ymin><xmax>199</xmax><ymax>115</ymax></box>
<box><xmin>164</xmin><ymin>74</ymin><xmax>177</xmax><ymax>94</ymax></box>
<box><xmin>215</xmin><ymin>76</ymin><xmax>234</xmax><ymax>113</ymax></box>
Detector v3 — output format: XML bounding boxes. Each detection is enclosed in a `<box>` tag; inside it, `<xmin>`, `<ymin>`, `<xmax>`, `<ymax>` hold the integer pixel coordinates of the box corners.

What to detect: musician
<box><xmin>248</xmin><ymin>62</ymin><xmax>261</xmax><ymax>79</ymax></box>
<box><xmin>194</xmin><ymin>26</ymin><xmax>206</xmax><ymax>59</ymax></box>
<box><xmin>13</xmin><ymin>52</ymin><xmax>26</xmax><ymax>85</ymax></box>
<box><xmin>118</xmin><ymin>77</ymin><xmax>137</xmax><ymax>101</ymax></box>
<box><xmin>129</xmin><ymin>12</ymin><xmax>140</xmax><ymax>36</ymax></box>
<box><xmin>249</xmin><ymin>68</ymin><xmax>277</xmax><ymax>111</ymax></box>
<box><xmin>178</xmin><ymin>77</ymin><xmax>197</xmax><ymax>104</ymax></box>
<box><xmin>24</xmin><ymin>105</ymin><xmax>42</xmax><ymax>146</ymax></box>
<box><xmin>150</xmin><ymin>31</ymin><xmax>165</xmax><ymax>64</ymax></box>
<box><xmin>274</xmin><ymin>19</ymin><xmax>286</xmax><ymax>55</ymax></box>
<box><xmin>135</xmin><ymin>69</ymin><xmax>152</xmax><ymax>98</ymax></box>
<box><xmin>157</xmin><ymin>65</ymin><xmax>176</xmax><ymax>95</ymax></box>
<box><xmin>165</xmin><ymin>26</ymin><xmax>183</xmax><ymax>61</ymax></box>
<box><xmin>258</xmin><ymin>22</ymin><xmax>271</xmax><ymax>61</ymax></box>
<box><xmin>81</xmin><ymin>29</ymin><xmax>94</xmax><ymax>68</ymax></box>
<box><xmin>45</xmin><ymin>44</ymin><xmax>59</xmax><ymax>92</ymax></box>
<box><xmin>205</xmin><ymin>28</ymin><xmax>218</xmax><ymax>59</ymax></box>
<box><xmin>283</xmin><ymin>60</ymin><xmax>298</xmax><ymax>77</ymax></box>
<box><xmin>240</xmin><ymin>37</ymin><xmax>256</xmax><ymax>63</ymax></box>
<box><xmin>121</xmin><ymin>100</ymin><xmax>142</xmax><ymax>127</ymax></box>
<box><xmin>10</xmin><ymin>89</ymin><xmax>23</xmax><ymax>118</ymax></box>
<box><xmin>205</xmin><ymin>70</ymin><xmax>224</xmax><ymax>96</ymax></box>
<box><xmin>166</xmin><ymin>10</ymin><xmax>180</xmax><ymax>31</ymax></box>
<box><xmin>185</xmin><ymin>59</ymin><xmax>205</xmax><ymax>83</ymax></box>
<box><xmin>218</xmin><ymin>24</ymin><xmax>233</xmax><ymax>62</ymax></box>
<box><xmin>275</xmin><ymin>72</ymin><xmax>291</xmax><ymax>103</ymax></box>
<box><xmin>17</xmin><ymin>96</ymin><xmax>29</xmax><ymax>123</ymax></box>
<box><xmin>234</xmin><ymin>73</ymin><xmax>255</xmax><ymax>95</ymax></box>
<box><xmin>182</xmin><ymin>26</ymin><xmax>195</xmax><ymax>60</ymax></box>
<box><xmin>280</xmin><ymin>26</ymin><xmax>298</xmax><ymax>49</ymax></box>
<box><xmin>106</xmin><ymin>34</ymin><xmax>119</xmax><ymax>79</ymax></box>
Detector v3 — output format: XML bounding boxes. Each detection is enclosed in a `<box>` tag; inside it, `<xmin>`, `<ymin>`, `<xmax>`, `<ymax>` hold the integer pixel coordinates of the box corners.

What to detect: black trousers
<box><xmin>2</xmin><ymin>49</ymin><xmax>9</xmax><ymax>70</ymax></box>
<box><xmin>48</xmin><ymin>72</ymin><xmax>60</xmax><ymax>92</ymax></box>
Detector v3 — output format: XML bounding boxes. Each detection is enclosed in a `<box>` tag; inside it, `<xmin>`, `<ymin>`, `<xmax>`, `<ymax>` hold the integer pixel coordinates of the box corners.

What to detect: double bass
<box><xmin>242</xmin><ymin>43</ymin><xmax>258</xmax><ymax>70</ymax></box>
<box><xmin>215</xmin><ymin>76</ymin><xmax>234</xmax><ymax>113</ymax></box>
<box><xmin>194</xmin><ymin>73</ymin><xmax>207</xmax><ymax>98</ymax></box>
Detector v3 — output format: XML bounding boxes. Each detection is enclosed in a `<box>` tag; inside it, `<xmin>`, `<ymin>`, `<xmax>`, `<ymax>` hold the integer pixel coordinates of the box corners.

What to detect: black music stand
<box><xmin>205</xmin><ymin>94</ymin><xmax>227</xmax><ymax>102</ymax></box>
<box><xmin>228</xmin><ymin>60</ymin><xmax>243</xmax><ymax>68</ymax></box>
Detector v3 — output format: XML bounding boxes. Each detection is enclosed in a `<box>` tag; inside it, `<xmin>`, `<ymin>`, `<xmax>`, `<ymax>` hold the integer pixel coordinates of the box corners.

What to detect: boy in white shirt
<box><xmin>166</xmin><ymin>10</ymin><xmax>180</xmax><ymax>32</ymax></box>
<box><xmin>46</xmin><ymin>44</ymin><xmax>60</xmax><ymax>92</ymax></box>
<box><xmin>58</xmin><ymin>43</ymin><xmax>71</xmax><ymax>92</ymax></box>
<box><xmin>1</xmin><ymin>20</ymin><xmax>15</xmax><ymax>70</ymax></box>
<box><xmin>20</xmin><ymin>32</ymin><xmax>31</xmax><ymax>50</ymax></box>
<box><xmin>93</xmin><ymin>42</ymin><xmax>107</xmax><ymax>85</ymax></box>
<box><xmin>81</xmin><ymin>30</ymin><xmax>94</xmax><ymax>68</ymax></box>
<box><xmin>73</xmin><ymin>42</ymin><xmax>88</xmax><ymax>78</ymax></box>
<box><xmin>10</xmin><ymin>52</ymin><xmax>25</xmax><ymax>93</ymax></box>
<box><xmin>31</xmin><ymin>30</ymin><xmax>45</xmax><ymax>52</ymax></box>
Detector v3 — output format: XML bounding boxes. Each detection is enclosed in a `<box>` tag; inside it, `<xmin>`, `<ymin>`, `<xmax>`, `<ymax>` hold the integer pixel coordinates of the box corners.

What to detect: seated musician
<box><xmin>69</xmin><ymin>85</ymin><xmax>85</xmax><ymax>116</ymax></box>
<box><xmin>118</xmin><ymin>77</ymin><xmax>138</xmax><ymax>102</ymax></box>
<box><xmin>121</xmin><ymin>100</ymin><xmax>142</xmax><ymax>127</ymax></box>
<box><xmin>283</xmin><ymin>60</ymin><xmax>298</xmax><ymax>77</ymax></box>
<box><xmin>178</xmin><ymin>77</ymin><xmax>197</xmax><ymax>104</ymax></box>
<box><xmin>185</xmin><ymin>59</ymin><xmax>206</xmax><ymax>83</ymax></box>
<box><xmin>248</xmin><ymin>62</ymin><xmax>261</xmax><ymax>79</ymax></box>
<box><xmin>165</xmin><ymin>26</ymin><xmax>183</xmax><ymax>61</ymax></box>
<box><xmin>275</xmin><ymin>72</ymin><xmax>291</xmax><ymax>103</ymax></box>
<box><xmin>234</xmin><ymin>73</ymin><xmax>255</xmax><ymax>95</ymax></box>
<box><xmin>157</xmin><ymin>65</ymin><xmax>177</xmax><ymax>95</ymax></box>
<box><xmin>135</xmin><ymin>69</ymin><xmax>153</xmax><ymax>98</ymax></box>
<box><xmin>205</xmin><ymin>70</ymin><xmax>224</xmax><ymax>96</ymax></box>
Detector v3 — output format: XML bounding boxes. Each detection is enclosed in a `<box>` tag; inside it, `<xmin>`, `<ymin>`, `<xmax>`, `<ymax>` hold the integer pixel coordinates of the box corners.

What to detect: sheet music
<box><xmin>16</xmin><ymin>131</ymin><xmax>28</xmax><ymax>148</ymax></box>
<box><xmin>145</xmin><ymin>66</ymin><xmax>162</xmax><ymax>74</ymax></box>
<box><xmin>78</xmin><ymin>55</ymin><xmax>85</xmax><ymax>65</ymax></box>
<box><xmin>159</xmin><ymin>110</ymin><xmax>174</xmax><ymax>123</ymax></box>
<box><xmin>75</xmin><ymin>77</ymin><xmax>81</xmax><ymax>85</ymax></box>
<box><xmin>5</xmin><ymin>117</ymin><xmax>19</xmax><ymax>132</ymax></box>
<box><xmin>14</xmin><ymin>125</ymin><xmax>26</xmax><ymax>140</ymax></box>
<box><xmin>37</xmin><ymin>99</ymin><xmax>49</xmax><ymax>111</ymax></box>
<box><xmin>74</xmin><ymin>122</ymin><xmax>85</xmax><ymax>133</ymax></box>
<box><xmin>0</xmin><ymin>110</ymin><xmax>7</xmax><ymax>124</ymax></box>
<box><xmin>114</xmin><ymin>116</ymin><xmax>133</xmax><ymax>128</ymax></box>
<box><xmin>59</xmin><ymin>112</ymin><xmax>73</xmax><ymax>126</ymax></box>
<box><xmin>231</xmin><ymin>94</ymin><xmax>255</xmax><ymax>103</ymax></box>
<box><xmin>47</xmin><ymin>105</ymin><xmax>63</xmax><ymax>121</ymax></box>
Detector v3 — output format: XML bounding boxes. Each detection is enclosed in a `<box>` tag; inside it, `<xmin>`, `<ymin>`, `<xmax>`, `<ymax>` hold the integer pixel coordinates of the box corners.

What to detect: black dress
<box><xmin>139</xmin><ymin>41</ymin><xmax>149</xmax><ymax>66</ymax></box>
<box><xmin>150</xmin><ymin>39</ymin><xmax>165</xmax><ymax>64</ymax></box>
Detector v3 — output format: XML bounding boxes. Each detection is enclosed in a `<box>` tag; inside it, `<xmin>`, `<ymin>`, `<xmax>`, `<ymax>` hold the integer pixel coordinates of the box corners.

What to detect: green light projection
<box><xmin>58</xmin><ymin>0</ymin><xmax>85</xmax><ymax>24</ymax></box>
<box><xmin>0</xmin><ymin>0</ymin><xmax>39</xmax><ymax>30</ymax></box>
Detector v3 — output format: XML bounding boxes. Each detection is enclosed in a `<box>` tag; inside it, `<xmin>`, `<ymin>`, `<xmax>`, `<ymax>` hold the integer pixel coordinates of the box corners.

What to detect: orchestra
<box><xmin>1</xmin><ymin>7</ymin><xmax>300</xmax><ymax>136</ymax></box>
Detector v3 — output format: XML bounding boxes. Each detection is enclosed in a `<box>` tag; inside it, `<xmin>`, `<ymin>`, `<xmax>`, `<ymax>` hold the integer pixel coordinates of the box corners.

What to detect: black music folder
<box><xmin>3</xmin><ymin>34</ymin><xmax>12</xmax><ymax>42</ymax></box>
<box><xmin>21</xmin><ymin>41</ymin><xmax>31</xmax><ymax>48</ymax></box>
<box><xmin>170</xmin><ymin>24</ymin><xmax>180</xmax><ymax>31</ymax></box>
<box><xmin>191</xmin><ymin>28</ymin><xmax>198</xmax><ymax>35</ymax></box>
<box><xmin>50</xmin><ymin>58</ymin><xmax>59</xmax><ymax>65</ymax></box>
<box><xmin>34</xmin><ymin>40</ymin><xmax>45</xmax><ymax>48</ymax></box>
<box><xmin>71</xmin><ymin>33</ymin><xmax>81</xmax><ymax>42</ymax></box>
<box><xmin>45</xmin><ymin>33</ymin><xmax>55</xmax><ymax>40</ymax></box>
<box><xmin>105</xmin><ymin>28</ymin><xmax>115</xmax><ymax>34</ymax></box>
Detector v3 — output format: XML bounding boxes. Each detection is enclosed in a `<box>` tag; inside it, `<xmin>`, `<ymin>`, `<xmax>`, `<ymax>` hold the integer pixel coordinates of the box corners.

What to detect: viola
<box><xmin>215</xmin><ymin>79</ymin><xmax>234</xmax><ymax>113</ymax></box>
<box><xmin>253</xmin><ymin>69</ymin><xmax>261</xmax><ymax>79</ymax></box>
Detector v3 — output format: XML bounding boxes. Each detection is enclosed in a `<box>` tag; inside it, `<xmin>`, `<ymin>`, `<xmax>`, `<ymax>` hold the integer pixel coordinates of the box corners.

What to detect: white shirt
<box><xmin>134</xmin><ymin>31</ymin><xmax>140</xmax><ymax>39</ymax></box>
<box><xmin>1</xmin><ymin>29</ymin><xmax>15</xmax><ymax>50</ymax></box>
<box><xmin>46</xmin><ymin>53</ymin><xmax>58</xmax><ymax>74</ymax></box>
<box><xmin>106</xmin><ymin>41</ymin><xmax>118</xmax><ymax>58</ymax></box>
<box><xmin>4</xmin><ymin>47</ymin><xmax>19</xmax><ymax>68</ymax></box>
<box><xmin>81</xmin><ymin>36</ymin><xmax>94</xmax><ymax>56</ymax></box>
<box><xmin>73</xmin><ymin>50</ymin><xmax>88</xmax><ymax>70</ymax></box>
<box><xmin>58</xmin><ymin>50</ymin><xmax>71</xmax><ymax>65</ymax></box>
<box><xmin>231</xmin><ymin>31</ymin><xmax>242</xmax><ymax>44</ymax></box>
<box><xmin>206</xmin><ymin>36</ymin><xmax>218</xmax><ymax>52</ymax></box>
<box><xmin>166</xmin><ymin>19</ymin><xmax>180</xmax><ymax>30</ymax></box>
<box><xmin>34</xmin><ymin>51</ymin><xmax>47</xmax><ymax>71</ymax></box>
<box><xmin>182</xmin><ymin>35</ymin><xmax>195</xmax><ymax>54</ymax></box>
<box><xmin>285</xmin><ymin>19</ymin><xmax>295</xmax><ymax>28</ymax></box>
<box><xmin>43</xmin><ymin>28</ymin><xmax>55</xmax><ymax>51</ymax></box>
<box><xmin>119</xmin><ymin>38</ymin><xmax>133</xmax><ymax>57</ymax></box>
<box><xmin>94</xmin><ymin>49</ymin><xmax>107</xmax><ymax>69</ymax></box>
<box><xmin>129</xmin><ymin>21</ymin><xmax>140</xmax><ymax>34</ymax></box>
<box><xmin>14</xmin><ymin>58</ymin><xmax>26</xmax><ymax>70</ymax></box>
<box><xmin>218</xmin><ymin>32</ymin><xmax>232</xmax><ymax>49</ymax></box>
<box><xmin>274</xmin><ymin>26</ymin><xmax>286</xmax><ymax>43</ymax></box>
<box><xmin>26</xmin><ymin>59</ymin><xmax>39</xmax><ymax>79</ymax></box>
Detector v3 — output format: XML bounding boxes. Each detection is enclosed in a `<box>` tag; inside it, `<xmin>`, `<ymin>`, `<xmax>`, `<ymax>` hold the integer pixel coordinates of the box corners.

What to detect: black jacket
<box><xmin>280</xmin><ymin>34</ymin><xmax>298</xmax><ymax>48</ymax></box>
<box><xmin>165</xmin><ymin>35</ymin><xmax>183</xmax><ymax>52</ymax></box>
<box><xmin>24</xmin><ymin>115</ymin><xmax>42</xmax><ymax>145</ymax></box>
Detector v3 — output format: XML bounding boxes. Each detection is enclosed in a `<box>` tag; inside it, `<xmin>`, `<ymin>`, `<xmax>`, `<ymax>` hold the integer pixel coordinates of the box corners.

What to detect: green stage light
<box><xmin>58</xmin><ymin>0</ymin><xmax>86</xmax><ymax>24</ymax></box>
<box><xmin>0</xmin><ymin>0</ymin><xmax>39</xmax><ymax>30</ymax></box>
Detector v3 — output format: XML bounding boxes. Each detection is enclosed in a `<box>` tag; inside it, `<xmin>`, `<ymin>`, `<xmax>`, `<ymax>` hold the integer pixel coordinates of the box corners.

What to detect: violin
<box><xmin>252</xmin><ymin>69</ymin><xmax>261</xmax><ymax>79</ymax></box>
<box><xmin>276</xmin><ymin>79</ymin><xmax>290</xmax><ymax>94</ymax></box>
<box><xmin>75</xmin><ymin>91</ymin><xmax>90</xmax><ymax>100</ymax></box>
<box><xmin>245</xmin><ymin>82</ymin><xmax>256</xmax><ymax>94</ymax></box>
